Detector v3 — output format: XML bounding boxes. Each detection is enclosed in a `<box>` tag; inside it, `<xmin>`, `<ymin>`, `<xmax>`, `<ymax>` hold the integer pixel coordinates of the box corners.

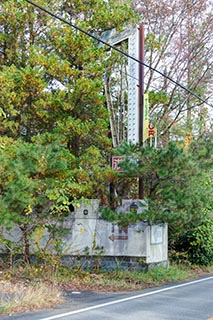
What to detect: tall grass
<box><xmin>0</xmin><ymin>281</ymin><xmax>63</xmax><ymax>315</ymax></box>
<box><xmin>0</xmin><ymin>263</ymin><xmax>212</xmax><ymax>315</ymax></box>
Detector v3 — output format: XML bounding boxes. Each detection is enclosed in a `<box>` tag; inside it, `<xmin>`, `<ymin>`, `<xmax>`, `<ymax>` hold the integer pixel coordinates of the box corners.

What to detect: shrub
<box><xmin>174</xmin><ymin>219</ymin><xmax>213</xmax><ymax>266</ymax></box>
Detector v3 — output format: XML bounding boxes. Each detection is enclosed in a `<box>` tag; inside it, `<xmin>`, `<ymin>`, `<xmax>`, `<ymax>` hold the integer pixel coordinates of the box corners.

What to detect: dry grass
<box><xmin>0</xmin><ymin>280</ymin><xmax>64</xmax><ymax>315</ymax></box>
<box><xmin>0</xmin><ymin>263</ymin><xmax>212</xmax><ymax>316</ymax></box>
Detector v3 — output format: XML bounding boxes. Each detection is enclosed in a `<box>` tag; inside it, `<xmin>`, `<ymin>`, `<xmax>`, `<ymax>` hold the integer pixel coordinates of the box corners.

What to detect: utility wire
<box><xmin>121</xmin><ymin>70</ymin><xmax>212</xmax><ymax>108</ymax></box>
<box><xmin>25</xmin><ymin>0</ymin><xmax>212</xmax><ymax>108</ymax></box>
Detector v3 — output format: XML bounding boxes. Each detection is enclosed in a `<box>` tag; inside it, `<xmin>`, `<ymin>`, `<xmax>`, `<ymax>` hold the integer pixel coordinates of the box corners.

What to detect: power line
<box><xmin>25</xmin><ymin>0</ymin><xmax>212</xmax><ymax>108</ymax></box>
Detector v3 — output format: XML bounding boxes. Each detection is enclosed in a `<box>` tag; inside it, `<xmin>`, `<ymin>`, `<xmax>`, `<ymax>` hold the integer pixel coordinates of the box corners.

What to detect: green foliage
<box><xmin>146</xmin><ymin>33</ymin><xmax>167</xmax><ymax>52</ymax></box>
<box><xmin>0</xmin><ymin>137</ymin><xmax>71</xmax><ymax>226</ymax></box>
<box><xmin>99</xmin><ymin>200</ymin><xmax>148</xmax><ymax>227</ymax></box>
<box><xmin>0</xmin><ymin>0</ymin><xmax>138</xmax><ymax>261</ymax></box>
<box><xmin>112</xmin><ymin>141</ymin><xmax>212</xmax><ymax>255</ymax></box>
<box><xmin>149</xmin><ymin>90</ymin><xmax>170</xmax><ymax>107</ymax></box>
<box><xmin>174</xmin><ymin>218</ymin><xmax>213</xmax><ymax>266</ymax></box>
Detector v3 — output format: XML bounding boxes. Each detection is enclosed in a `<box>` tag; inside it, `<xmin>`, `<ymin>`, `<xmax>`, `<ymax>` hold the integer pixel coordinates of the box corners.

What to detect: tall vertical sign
<box><xmin>138</xmin><ymin>24</ymin><xmax>145</xmax><ymax>199</ymax></box>
<box><xmin>101</xmin><ymin>26</ymin><xmax>140</xmax><ymax>144</ymax></box>
<box><xmin>101</xmin><ymin>25</ymin><xmax>145</xmax><ymax>200</ymax></box>
<box><xmin>138</xmin><ymin>24</ymin><xmax>144</xmax><ymax>146</ymax></box>
<box><xmin>127</xmin><ymin>27</ymin><xmax>140</xmax><ymax>144</ymax></box>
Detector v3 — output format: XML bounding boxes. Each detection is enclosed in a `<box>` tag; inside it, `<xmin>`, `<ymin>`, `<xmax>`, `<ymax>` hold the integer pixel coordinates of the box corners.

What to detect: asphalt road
<box><xmin>1</xmin><ymin>276</ymin><xmax>213</xmax><ymax>320</ymax></box>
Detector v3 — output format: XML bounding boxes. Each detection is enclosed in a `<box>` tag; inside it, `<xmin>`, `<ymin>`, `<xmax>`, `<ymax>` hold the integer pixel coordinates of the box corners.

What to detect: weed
<box><xmin>0</xmin><ymin>263</ymin><xmax>212</xmax><ymax>315</ymax></box>
<box><xmin>0</xmin><ymin>281</ymin><xmax>63</xmax><ymax>315</ymax></box>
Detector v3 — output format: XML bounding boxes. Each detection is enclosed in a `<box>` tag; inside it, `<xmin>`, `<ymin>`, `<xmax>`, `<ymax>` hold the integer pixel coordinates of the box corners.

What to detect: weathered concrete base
<box><xmin>0</xmin><ymin>253</ymin><xmax>169</xmax><ymax>272</ymax></box>
<box><xmin>60</xmin><ymin>255</ymin><xmax>148</xmax><ymax>271</ymax></box>
<box><xmin>0</xmin><ymin>200</ymin><xmax>169</xmax><ymax>270</ymax></box>
<box><xmin>60</xmin><ymin>255</ymin><xmax>169</xmax><ymax>272</ymax></box>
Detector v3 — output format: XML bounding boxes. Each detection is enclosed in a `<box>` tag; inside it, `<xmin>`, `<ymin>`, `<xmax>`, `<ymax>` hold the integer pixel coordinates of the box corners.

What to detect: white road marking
<box><xmin>40</xmin><ymin>276</ymin><xmax>213</xmax><ymax>320</ymax></box>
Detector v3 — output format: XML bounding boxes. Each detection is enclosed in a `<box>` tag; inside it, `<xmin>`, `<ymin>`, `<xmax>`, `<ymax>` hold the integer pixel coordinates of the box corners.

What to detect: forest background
<box><xmin>0</xmin><ymin>0</ymin><xmax>212</xmax><ymax>268</ymax></box>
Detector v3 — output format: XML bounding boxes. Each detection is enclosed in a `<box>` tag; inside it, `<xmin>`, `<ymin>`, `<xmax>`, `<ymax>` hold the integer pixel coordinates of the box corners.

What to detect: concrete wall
<box><xmin>0</xmin><ymin>200</ymin><xmax>168</xmax><ymax>266</ymax></box>
<box><xmin>62</xmin><ymin>200</ymin><xmax>168</xmax><ymax>264</ymax></box>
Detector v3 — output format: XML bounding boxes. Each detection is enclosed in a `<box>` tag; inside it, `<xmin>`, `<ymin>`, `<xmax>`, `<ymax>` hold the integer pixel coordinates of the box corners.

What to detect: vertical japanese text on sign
<box><xmin>143</xmin><ymin>93</ymin><xmax>149</xmax><ymax>142</ymax></box>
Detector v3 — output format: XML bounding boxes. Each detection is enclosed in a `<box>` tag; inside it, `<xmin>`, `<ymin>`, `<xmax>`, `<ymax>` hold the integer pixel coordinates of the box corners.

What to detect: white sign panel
<box><xmin>150</xmin><ymin>225</ymin><xmax>163</xmax><ymax>244</ymax></box>
<box><xmin>102</xmin><ymin>26</ymin><xmax>140</xmax><ymax>144</ymax></box>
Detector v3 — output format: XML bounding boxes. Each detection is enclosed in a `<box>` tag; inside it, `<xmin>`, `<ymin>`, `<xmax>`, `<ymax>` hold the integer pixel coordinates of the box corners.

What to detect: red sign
<box><xmin>112</xmin><ymin>156</ymin><xmax>125</xmax><ymax>172</ymax></box>
<box><xmin>148</xmin><ymin>124</ymin><xmax>155</xmax><ymax>137</ymax></box>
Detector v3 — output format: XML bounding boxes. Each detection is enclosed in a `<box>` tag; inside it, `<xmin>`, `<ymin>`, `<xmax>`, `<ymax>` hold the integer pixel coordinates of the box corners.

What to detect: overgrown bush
<box><xmin>174</xmin><ymin>219</ymin><xmax>213</xmax><ymax>266</ymax></box>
